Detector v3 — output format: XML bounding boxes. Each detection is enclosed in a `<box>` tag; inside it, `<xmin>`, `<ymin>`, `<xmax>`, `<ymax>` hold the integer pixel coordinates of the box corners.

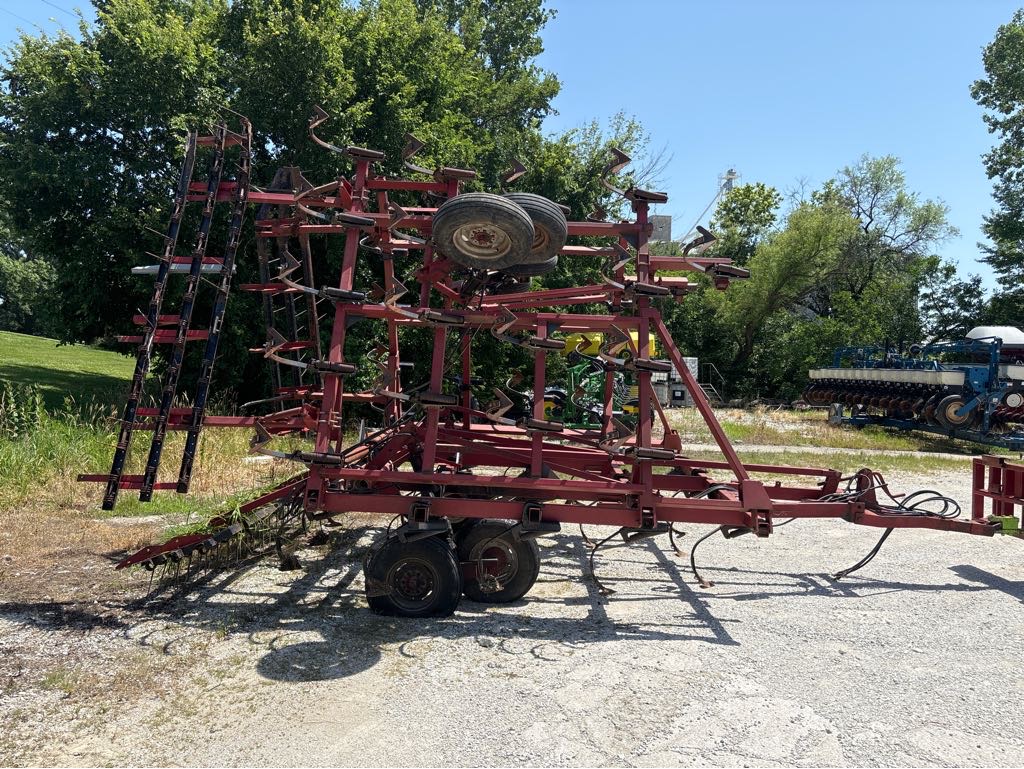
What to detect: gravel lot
<box><xmin>3</xmin><ymin>470</ymin><xmax>1022</xmax><ymax>767</ymax></box>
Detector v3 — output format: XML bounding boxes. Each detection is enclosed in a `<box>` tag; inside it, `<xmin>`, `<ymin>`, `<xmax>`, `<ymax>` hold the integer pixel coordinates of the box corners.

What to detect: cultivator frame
<box><xmin>86</xmin><ymin>109</ymin><xmax>1020</xmax><ymax>615</ymax></box>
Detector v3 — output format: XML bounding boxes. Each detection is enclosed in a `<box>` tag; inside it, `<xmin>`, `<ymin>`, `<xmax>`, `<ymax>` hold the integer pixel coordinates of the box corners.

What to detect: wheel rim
<box><xmin>387</xmin><ymin>557</ymin><xmax>438</xmax><ymax>611</ymax></box>
<box><xmin>472</xmin><ymin>539</ymin><xmax>518</xmax><ymax>589</ymax></box>
<box><xmin>943</xmin><ymin>399</ymin><xmax>969</xmax><ymax>425</ymax></box>
<box><xmin>531</xmin><ymin>226</ymin><xmax>550</xmax><ymax>253</ymax></box>
<box><xmin>452</xmin><ymin>222</ymin><xmax>513</xmax><ymax>261</ymax></box>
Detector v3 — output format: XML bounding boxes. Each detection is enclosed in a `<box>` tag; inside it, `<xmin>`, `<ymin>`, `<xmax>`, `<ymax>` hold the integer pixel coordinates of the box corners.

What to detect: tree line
<box><xmin>0</xmin><ymin>0</ymin><xmax>1020</xmax><ymax>405</ymax></box>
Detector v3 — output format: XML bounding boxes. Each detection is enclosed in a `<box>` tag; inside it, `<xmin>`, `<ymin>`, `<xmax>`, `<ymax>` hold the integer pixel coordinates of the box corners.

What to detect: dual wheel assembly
<box><xmin>431</xmin><ymin>192</ymin><xmax>568</xmax><ymax>276</ymax></box>
<box><xmin>364</xmin><ymin>520</ymin><xmax>542</xmax><ymax>617</ymax></box>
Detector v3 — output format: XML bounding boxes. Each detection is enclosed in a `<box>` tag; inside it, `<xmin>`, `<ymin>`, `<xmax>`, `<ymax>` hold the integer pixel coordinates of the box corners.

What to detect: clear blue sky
<box><xmin>0</xmin><ymin>0</ymin><xmax>1018</xmax><ymax>288</ymax></box>
<box><xmin>535</xmin><ymin>0</ymin><xmax>1021</xmax><ymax>288</ymax></box>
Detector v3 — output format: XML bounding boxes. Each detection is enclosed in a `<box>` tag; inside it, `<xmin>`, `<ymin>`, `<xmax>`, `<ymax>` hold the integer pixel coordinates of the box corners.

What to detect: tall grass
<box><xmin>0</xmin><ymin>384</ymin><xmax>289</xmax><ymax>517</ymax></box>
<box><xmin>0</xmin><ymin>392</ymin><xmax>116</xmax><ymax>504</ymax></box>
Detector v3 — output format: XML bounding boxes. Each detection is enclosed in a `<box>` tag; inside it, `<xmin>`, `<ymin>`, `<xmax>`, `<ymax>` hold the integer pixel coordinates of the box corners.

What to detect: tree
<box><xmin>716</xmin><ymin>200</ymin><xmax>859</xmax><ymax>378</ymax></box>
<box><xmin>971</xmin><ymin>9</ymin><xmax>1024</xmax><ymax>325</ymax></box>
<box><xmin>918</xmin><ymin>259</ymin><xmax>987</xmax><ymax>341</ymax></box>
<box><xmin>808</xmin><ymin>155</ymin><xmax>955</xmax><ymax>309</ymax></box>
<box><xmin>0</xmin><ymin>213</ymin><xmax>57</xmax><ymax>336</ymax></box>
<box><xmin>709</xmin><ymin>182</ymin><xmax>782</xmax><ymax>266</ymax></box>
<box><xmin>0</xmin><ymin>0</ymin><xmax>576</xmax><ymax>401</ymax></box>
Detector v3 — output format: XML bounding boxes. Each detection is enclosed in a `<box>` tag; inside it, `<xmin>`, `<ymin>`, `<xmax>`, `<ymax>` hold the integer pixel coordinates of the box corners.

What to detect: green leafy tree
<box><xmin>717</xmin><ymin>201</ymin><xmax>859</xmax><ymax>378</ymax></box>
<box><xmin>0</xmin><ymin>0</ymin><xmax>577</xmax><ymax>401</ymax></box>
<box><xmin>0</xmin><ymin>211</ymin><xmax>58</xmax><ymax>336</ymax></box>
<box><xmin>709</xmin><ymin>182</ymin><xmax>782</xmax><ymax>266</ymax></box>
<box><xmin>918</xmin><ymin>259</ymin><xmax>987</xmax><ymax>340</ymax></box>
<box><xmin>808</xmin><ymin>155</ymin><xmax>955</xmax><ymax>310</ymax></box>
<box><xmin>971</xmin><ymin>9</ymin><xmax>1024</xmax><ymax>325</ymax></box>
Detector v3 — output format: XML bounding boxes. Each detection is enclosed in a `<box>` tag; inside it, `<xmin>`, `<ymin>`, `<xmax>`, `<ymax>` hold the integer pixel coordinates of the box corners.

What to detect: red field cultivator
<box><xmin>83</xmin><ymin>111</ymin><xmax>1023</xmax><ymax>616</ymax></box>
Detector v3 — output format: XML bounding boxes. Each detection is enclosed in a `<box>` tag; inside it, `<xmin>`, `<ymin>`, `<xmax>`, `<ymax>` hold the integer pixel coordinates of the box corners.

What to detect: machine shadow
<box><xmin>109</xmin><ymin>528</ymin><xmax>742</xmax><ymax>682</ymax></box>
<box><xmin>9</xmin><ymin>529</ymin><xmax>1011</xmax><ymax>685</ymax></box>
<box><xmin>949</xmin><ymin>564</ymin><xmax>1024</xmax><ymax>603</ymax></box>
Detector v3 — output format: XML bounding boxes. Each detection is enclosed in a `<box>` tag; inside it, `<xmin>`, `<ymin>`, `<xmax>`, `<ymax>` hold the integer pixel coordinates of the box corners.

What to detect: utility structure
<box><xmin>83</xmin><ymin>110</ymin><xmax>1022</xmax><ymax>617</ymax></box>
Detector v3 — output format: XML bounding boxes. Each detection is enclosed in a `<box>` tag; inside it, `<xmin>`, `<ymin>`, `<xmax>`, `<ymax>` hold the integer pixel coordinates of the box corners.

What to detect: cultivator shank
<box><xmin>89</xmin><ymin>108</ymin><xmax>1021</xmax><ymax>614</ymax></box>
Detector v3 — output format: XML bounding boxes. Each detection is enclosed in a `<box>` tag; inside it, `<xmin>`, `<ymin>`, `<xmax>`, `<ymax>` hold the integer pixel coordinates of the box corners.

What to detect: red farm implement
<box><xmin>81</xmin><ymin>111</ymin><xmax>1023</xmax><ymax>617</ymax></box>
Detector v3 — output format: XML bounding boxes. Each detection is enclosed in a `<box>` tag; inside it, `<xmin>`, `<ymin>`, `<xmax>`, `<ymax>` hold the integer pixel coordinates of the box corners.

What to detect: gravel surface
<box><xmin>4</xmin><ymin>471</ymin><xmax>1022</xmax><ymax>767</ymax></box>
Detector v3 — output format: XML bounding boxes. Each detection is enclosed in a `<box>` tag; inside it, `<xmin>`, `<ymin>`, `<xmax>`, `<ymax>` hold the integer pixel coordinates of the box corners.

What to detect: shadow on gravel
<box><xmin>949</xmin><ymin>564</ymin><xmax>1024</xmax><ymax>603</ymax></box>
<box><xmin>671</xmin><ymin>564</ymin><xmax>1001</xmax><ymax>602</ymax></box>
<box><xmin>22</xmin><ymin>529</ymin><xmax>1013</xmax><ymax>685</ymax></box>
<box><xmin>6</xmin><ymin>527</ymin><xmax>739</xmax><ymax>682</ymax></box>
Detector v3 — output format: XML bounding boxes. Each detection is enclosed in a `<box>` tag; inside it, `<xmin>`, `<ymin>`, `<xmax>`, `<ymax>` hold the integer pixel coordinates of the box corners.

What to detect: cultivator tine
<box><xmin>483</xmin><ymin>389</ymin><xmax>516</xmax><ymax>425</ymax></box>
<box><xmin>598</xmin><ymin>326</ymin><xmax>632</xmax><ymax>369</ymax></box>
<box><xmin>606</xmin><ymin>147</ymin><xmax>631</xmax><ymax>176</ymax></box>
<box><xmin>601</xmin><ymin>146</ymin><xmax>631</xmax><ymax>198</ymax></box>
<box><xmin>501</xmin><ymin>158</ymin><xmax>527</xmax><ymax>185</ymax></box>
<box><xmin>388</xmin><ymin>202</ymin><xmax>409</xmax><ymax>231</ymax></box>
<box><xmin>488</xmin><ymin>308</ymin><xmax>565</xmax><ymax>351</ymax></box>
<box><xmin>308</xmin><ymin>105</ymin><xmax>345</xmax><ymax>155</ymax></box>
<box><xmin>402</xmin><ymin>133</ymin><xmax>433</xmax><ymax>175</ymax></box>
<box><xmin>599</xmin><ymin>415</ymin><xmax>635</xmax><ymax>454</ymax></box>
<box><xmin>296</xmin><ymin>179</ymin><xmax>340</xmax><ymax>221</ymax></box>
<box><xmin>309</xmin><ymin>106</ymin><xmax>385</xmax><ymax>164</ymax></box>
<box><xmin>101</xmin><ymin>130</ymin><xmax>199</xmax><ymax>510</ymax></box>
<box><xmin>249</xmin><ymin>420</ymin><xmax>273</xmax><ymax>454</ymax></box>
<box><xmin>402</xmin><ymin>132</ymin><xmax>425</xmax><ymax>160</ymax></box>
<box><xmin>490</xmin><ymin>307</ymin><xmax>518</xmax><ymax>343</ymax></box>
<box><xmin>683</xmin><ymin>225</ymin><xmax>716</xmax><ymax>256</ymax></box>
<box><xmin>601</xmin><ymin>244</ymin><xmax>632</xmax><ymax>289</ymax></box>
<box><xmin>384</xmin><ymin>279</ymin><xmax>417</xmax><ymax>319</ymax></box>
<box><xmin>369</xmin><ymin>345</ymin><xmax>408</xmax><ymax>403</ymax></box>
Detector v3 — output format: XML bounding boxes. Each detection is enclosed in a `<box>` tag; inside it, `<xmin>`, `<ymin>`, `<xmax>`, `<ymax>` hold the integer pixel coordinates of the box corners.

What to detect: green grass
<box><xmin>665</xmin><ymin>405</ymin><xmax>1005</xmax><ymax>456</ymax></box>
<box><xmin>0</xmin><ymin>330</ymin><xmax>134</xmax><ymax>410</ymax></box>
<box><xmin>684</xmin><ymin>447</ymin><xmax>972</xmax><ymax>478</ymax></box>
<box><xmin>0</xmin><ymin>331</ymin><xmax>291</xmax><ymax>519</ymax></box>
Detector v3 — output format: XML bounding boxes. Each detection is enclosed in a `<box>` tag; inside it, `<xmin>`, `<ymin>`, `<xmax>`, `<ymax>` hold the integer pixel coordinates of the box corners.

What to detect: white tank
<box><xmin>966</xmin><ymin>326</ymin><xmax>1024</xmax><ymax>346</ymax></box>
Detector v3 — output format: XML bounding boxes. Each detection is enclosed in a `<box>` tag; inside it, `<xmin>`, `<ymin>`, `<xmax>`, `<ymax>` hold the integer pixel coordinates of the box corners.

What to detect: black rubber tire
<box><xmin>503</xmin><ymin>192</ymin><xmax>568</xmax><ymax>263</ymax></box>
<box><xmin>432</xmin><ymin>193</ymin><xmax>535</xmax><ymax>271</ymax></box>
<box><xmin>365</xmin><ymin>535</ymin><xmax>462</xmax><ymax>617</ymax></box>
<box><xmin>500</xmin><ymin>255</ymin><xmax>558</xmax><ymax>277</ymax></box>
<box><xmin>455</xmin><ymin>519</ymin><xmax>541</xmax><ymax>603</ymax></box>
<box><xmin>936</xmin><ymin>394</ymin><xmax>975</xmax><ymax>429</ymax></box>
<box><xmin>490</xmin><ymin>278</ymin><xmax>532</xmax><ymax>295</ymax></box>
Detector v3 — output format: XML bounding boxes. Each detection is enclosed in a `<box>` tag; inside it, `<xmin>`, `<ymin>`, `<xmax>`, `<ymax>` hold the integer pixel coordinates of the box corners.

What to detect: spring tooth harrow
<box><xmin>86</xmin><ymin>109</ymin><xmax>1022</xmax><ymax>616</ymax></box>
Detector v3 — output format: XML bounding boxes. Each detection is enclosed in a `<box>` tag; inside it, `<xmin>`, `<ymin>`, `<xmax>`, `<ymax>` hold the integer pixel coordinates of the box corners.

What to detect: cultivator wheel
<box><xmin>432</xmin><ymin>192</ymin><xmax>536</xmax><ymax>271</ymax></box>
<box><xmin>365</xmin><ymin>535</ymin><xmax>463</xmax><ymax>618</ymax></box>
<box><xmin>502</xmin><ymin>192</ymin><xmax>568</xmax><ymax>263</ymax></box>
<box><xmin>455</xmin><ymin>519</ymin><xmax>541</xmax><ymax>603</ymax></box>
